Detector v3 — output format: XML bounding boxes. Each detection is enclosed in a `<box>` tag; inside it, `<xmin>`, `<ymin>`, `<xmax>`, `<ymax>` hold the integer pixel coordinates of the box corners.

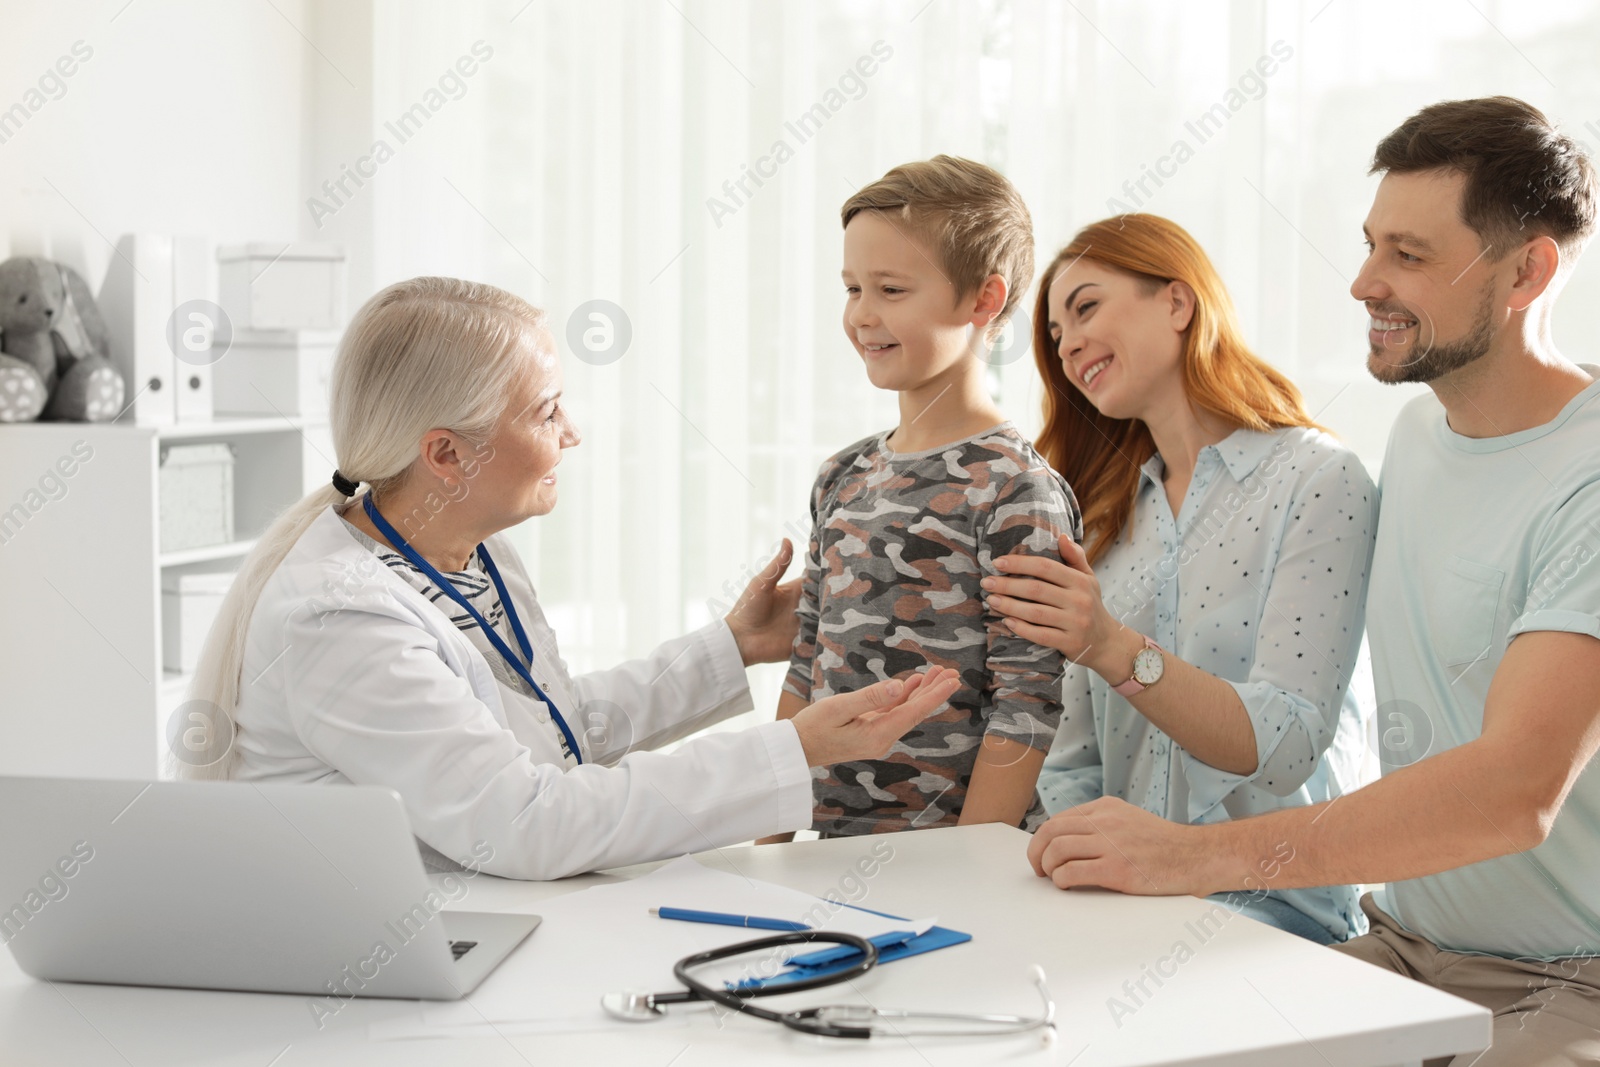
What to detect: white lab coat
<box><xmin>229</xmin><ymin>504</ymin><xmax>813</xmax><ymax>879</ymax></box>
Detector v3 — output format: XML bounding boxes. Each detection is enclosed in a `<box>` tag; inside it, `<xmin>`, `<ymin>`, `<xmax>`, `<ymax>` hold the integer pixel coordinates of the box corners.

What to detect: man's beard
<box><xmin>1367</xmin><ymin>284</ymin><xmax>1495</xmax><ymax>385</ymax></box>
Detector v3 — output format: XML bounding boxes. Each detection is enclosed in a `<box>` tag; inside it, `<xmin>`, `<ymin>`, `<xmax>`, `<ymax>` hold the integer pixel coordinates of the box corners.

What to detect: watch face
<box><xmin>1132</xmin><ymin>647</ymin><xmax>1164</xmax><ymax>686</ymax></box>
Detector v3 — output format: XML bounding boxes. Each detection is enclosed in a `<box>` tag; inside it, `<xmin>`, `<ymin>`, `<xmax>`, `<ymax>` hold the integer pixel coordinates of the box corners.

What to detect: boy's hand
<box><xmin>791</xmin><ymin>667</ymin><xmax>961</xmax><ymax>768</ymax></box>
<box><xmin>725</xmin><ymin>538</ymin><xmax>803</xmax><ymax>666</ymax></box>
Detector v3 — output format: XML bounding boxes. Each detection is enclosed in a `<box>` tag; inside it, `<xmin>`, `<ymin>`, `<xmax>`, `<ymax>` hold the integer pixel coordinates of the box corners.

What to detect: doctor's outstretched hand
<box><xmin>791</xmin><ymin>667</ymin><xmax>963</xmax><ymax>768</ymax></box>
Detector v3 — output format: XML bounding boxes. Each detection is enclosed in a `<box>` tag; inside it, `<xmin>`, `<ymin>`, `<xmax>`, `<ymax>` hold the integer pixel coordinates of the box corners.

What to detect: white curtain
<box><xmin>363</xmin><ymin>0</ymin><xmax>1600</xmax><ymax>709</ymax></box>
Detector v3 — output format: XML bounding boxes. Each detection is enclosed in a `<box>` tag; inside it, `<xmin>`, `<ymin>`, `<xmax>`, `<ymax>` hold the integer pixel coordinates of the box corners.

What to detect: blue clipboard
<box><xmin>731</xmin><ymin>903</ymin><xmax>972</xmax><ymax>991</ymax></box>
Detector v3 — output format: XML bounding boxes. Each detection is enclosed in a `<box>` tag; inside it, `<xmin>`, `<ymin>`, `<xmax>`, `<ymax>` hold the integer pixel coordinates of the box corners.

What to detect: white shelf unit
<box><xmin>0</xmin><ymin>416</ymin><xmax>332</xmax><ymax>778</ymax></box>
<box><xmin>158</xmin><ymin>539</ymin><xmax>260</xmax><ymax>567</ymax></box>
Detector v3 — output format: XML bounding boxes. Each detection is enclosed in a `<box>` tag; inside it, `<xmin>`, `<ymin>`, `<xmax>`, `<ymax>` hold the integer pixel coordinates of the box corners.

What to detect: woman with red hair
<box><xmin>983</xmin><ymin>214</ymin><xmax>1377</xmax><ymax>942</ymax></box>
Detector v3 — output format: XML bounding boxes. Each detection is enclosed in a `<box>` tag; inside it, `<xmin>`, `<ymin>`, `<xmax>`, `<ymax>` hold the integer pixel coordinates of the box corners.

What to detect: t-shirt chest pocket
<box><xmin>1426</xmin><ymin>554</ymin><xmax>1505</xmax><ymax>668</ymax></box>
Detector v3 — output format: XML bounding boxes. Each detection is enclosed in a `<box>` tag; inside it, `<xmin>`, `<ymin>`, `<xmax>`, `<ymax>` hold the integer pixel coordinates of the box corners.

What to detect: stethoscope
<box><xmin>362</xmin><ymin>493</ymin><xmax>585</xmax><ymax>763</ymax></box>
<box><xmin>601</xmin><ymin>931</ymin><xmax>1057</xmax><ymax>1040</ymax></box>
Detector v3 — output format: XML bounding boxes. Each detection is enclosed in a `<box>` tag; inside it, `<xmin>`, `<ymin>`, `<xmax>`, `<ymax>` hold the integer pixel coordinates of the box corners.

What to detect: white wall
<box><xmin>0</xmin><ymin>1</ymin><xmax>329</xmax><ymax>285</ymax></box>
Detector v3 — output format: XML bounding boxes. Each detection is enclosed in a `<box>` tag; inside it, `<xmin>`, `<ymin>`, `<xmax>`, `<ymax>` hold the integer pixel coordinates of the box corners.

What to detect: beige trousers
<box><xmin>1332</xmin><ymin>893</ymin><xmax>1600</xmax><ymax>1066</ymax></box>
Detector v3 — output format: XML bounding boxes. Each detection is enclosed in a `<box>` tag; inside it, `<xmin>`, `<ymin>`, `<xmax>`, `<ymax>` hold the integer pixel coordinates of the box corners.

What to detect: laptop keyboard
<box><xmin>449</xmin><ymin>940</ymin><xmax>478</xmax><ymax>961</ymax></box>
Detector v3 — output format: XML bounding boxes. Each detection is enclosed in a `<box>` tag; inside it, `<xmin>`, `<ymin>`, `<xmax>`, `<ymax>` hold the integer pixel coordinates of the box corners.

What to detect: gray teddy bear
<box><xmin>0</xmin><ymin>257</ymin><xmax>125</xmax><ymax>423</ymax></box>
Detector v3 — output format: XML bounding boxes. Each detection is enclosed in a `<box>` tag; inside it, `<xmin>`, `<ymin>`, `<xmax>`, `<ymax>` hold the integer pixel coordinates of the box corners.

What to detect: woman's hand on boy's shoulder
<box><xmin>983</xmin><ymin>535</ymin><xmax>1119</xmax><ymax>666</ymax></box>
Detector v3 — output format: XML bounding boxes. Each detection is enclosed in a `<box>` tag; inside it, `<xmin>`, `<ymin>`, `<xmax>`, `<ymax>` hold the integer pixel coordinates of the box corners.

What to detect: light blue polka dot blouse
<box><xmin>1037</xmin><ymin>425</ymin><xmax>1378</xmax><ymax>941</ymax></box>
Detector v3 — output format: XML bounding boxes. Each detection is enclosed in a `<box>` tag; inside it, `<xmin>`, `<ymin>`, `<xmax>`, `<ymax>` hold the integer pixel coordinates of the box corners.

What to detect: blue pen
<box><xmin>651</xmin><ymin>906</ymin><xmax>809</xmax><ymax>932</ymax></box>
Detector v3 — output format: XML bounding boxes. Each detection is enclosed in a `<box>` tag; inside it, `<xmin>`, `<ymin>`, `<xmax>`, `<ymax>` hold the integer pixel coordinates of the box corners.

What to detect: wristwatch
<box><xmin>1111</xmin><ymin>635</ymin><xmax>1164</xmax><ymax>698</ymax></box>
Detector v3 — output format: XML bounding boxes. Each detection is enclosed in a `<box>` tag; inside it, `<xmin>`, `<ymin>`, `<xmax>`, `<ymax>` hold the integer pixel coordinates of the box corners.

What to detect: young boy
<box><xmin>769</xmin><ymin>156</ymin><xmax>1082</xmax><ymax>838</ymax></box>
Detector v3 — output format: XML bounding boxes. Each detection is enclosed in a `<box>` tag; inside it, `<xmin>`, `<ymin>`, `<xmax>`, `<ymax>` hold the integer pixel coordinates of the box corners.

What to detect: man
<box><xmin>1028</xmin><ymin>96</ymin><xmax>1600</xmax><ymax>1065</ymax></box>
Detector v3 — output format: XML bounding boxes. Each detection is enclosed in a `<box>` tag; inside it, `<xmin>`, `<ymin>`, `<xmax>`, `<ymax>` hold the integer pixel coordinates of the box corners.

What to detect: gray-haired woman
<box><xmin>181</xmin><ymin>277</ymin><xmax>958</xmax><ymax>879</ymax></box>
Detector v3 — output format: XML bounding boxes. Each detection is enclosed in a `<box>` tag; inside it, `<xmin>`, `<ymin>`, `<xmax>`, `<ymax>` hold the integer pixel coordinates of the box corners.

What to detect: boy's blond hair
<box><xmin>841</xmin><ymin>155</ymin><xmax>1034</xmax><ymax>338</ymax></box>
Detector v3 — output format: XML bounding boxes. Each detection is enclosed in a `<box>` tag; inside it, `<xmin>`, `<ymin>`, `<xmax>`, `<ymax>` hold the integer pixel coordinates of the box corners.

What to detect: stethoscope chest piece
<box><xmin>601</xmin><ymin>990</ymin><xmax>671</xmax><ymax>1021</ymax></box>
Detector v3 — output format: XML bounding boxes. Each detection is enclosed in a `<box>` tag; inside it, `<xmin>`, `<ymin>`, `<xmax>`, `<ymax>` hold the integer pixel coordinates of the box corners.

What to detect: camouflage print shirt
<box><xmin>783</xmin><ymin>422</ymin><xmax>1083</xmax><ymax>835</ymax></box>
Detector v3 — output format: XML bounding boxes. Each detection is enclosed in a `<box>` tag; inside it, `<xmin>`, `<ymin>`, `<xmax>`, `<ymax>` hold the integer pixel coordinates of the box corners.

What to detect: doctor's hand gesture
<box><xmin>791</xmin><ymin>667</ymin><xmax>962</xmax><ymax>768</ymax></box>
<box><xmin>725</xmin><ymin>538</ymin><xmax>804</xmax><ymax>666</ymax></box>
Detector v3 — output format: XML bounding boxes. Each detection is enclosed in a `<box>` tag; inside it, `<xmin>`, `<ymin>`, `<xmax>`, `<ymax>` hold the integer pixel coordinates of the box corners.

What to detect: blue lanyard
<box><xmin>361</xmin><ymin>494</ymin><xmax>583</xmax><ymax>764</ymax></box>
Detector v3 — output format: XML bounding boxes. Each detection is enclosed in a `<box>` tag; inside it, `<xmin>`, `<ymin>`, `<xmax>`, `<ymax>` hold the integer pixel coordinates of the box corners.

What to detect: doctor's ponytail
<box><xmin>175</xmin><ymin>277</ymin><xmax>548</xmax><ymax>779</ymax></box>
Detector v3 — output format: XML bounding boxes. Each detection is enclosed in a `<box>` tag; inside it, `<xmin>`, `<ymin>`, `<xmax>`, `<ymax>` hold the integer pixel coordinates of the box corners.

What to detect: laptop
<box><xmin>0</xmin><ymin>777</ymin><xmax>539</xmax><ymax>1000</ymax></box>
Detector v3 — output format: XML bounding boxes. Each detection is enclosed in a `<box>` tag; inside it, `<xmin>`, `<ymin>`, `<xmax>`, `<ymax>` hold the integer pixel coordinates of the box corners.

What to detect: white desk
<box><xmin>0</xmin><ymin>824</ymin><xmax>1488</xmax><ymax>1066</ymax></box>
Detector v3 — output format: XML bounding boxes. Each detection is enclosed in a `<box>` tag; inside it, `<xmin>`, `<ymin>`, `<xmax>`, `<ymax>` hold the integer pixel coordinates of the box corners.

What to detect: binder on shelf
<box><xmin>171</xmin><ymin>235</ymin><xmax>214</xmax><ymax>423</ymax></box>
<box><xmin>99</xmin><ymin>234</ymin><xmax>174</xmax><ymax>425</ymax></box>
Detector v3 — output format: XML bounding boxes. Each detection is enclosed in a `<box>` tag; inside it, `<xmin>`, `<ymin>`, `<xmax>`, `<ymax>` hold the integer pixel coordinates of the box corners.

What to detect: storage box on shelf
<box><xmin>158</xmin><ymin>442</ymin><xmax>235</xmax><ymax>552</ymax></box>
<box><xmin>212</xmin><ymin>329</ymin><xmax>339</xmax><ymax>419</ymax></box>
<box><xmin>217</xmin><ymin>243</ymin><xmax>345</xmax><ymax>335</ymax></box>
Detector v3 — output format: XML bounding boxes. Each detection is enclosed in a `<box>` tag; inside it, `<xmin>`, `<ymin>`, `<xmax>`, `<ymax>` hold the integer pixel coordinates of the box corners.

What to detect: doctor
<box><xmin>182</xmin><ymin>276</ymin><xmax>959</xmax><ymax>880</ymax></box>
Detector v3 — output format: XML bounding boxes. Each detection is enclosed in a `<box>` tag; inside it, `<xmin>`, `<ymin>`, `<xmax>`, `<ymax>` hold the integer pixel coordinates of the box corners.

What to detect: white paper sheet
<box><xmin>368</xmin><ymin>855</ymin><xmax>935</xmax><ymax>1039</ymax></box>
<box><xmin>634</xmin><ymin>854</ymin><xmax>935</xmax><ymax>940</ymax></box>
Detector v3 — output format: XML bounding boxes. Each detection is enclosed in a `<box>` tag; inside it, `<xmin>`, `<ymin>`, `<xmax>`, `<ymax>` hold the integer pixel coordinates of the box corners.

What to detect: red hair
<box><xmin>1033</xmin><ymin>214</ymin><xmax>1321</xmax><ymax>563</ymax></box>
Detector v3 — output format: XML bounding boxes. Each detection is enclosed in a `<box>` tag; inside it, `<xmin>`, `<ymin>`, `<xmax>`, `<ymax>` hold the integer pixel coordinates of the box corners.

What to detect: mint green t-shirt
<box><xmin>1369</xmin><ymin>367</ymin><xmax>1600</xmax><ymax>960</ymax></box>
